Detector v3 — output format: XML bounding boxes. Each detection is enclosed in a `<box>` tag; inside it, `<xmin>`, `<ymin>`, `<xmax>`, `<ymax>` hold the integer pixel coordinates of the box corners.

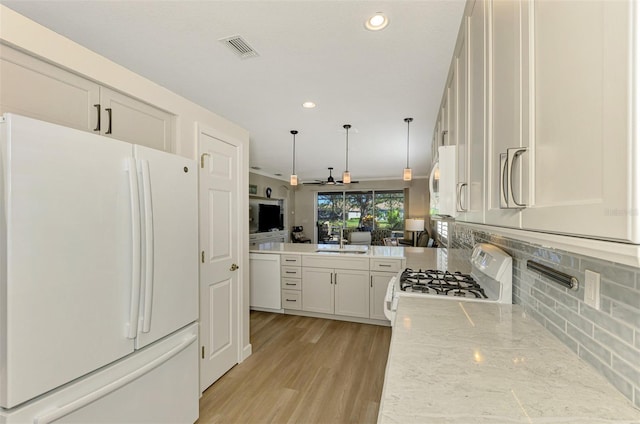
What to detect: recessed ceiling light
<box><xmin>365</xmin><ymin>13</ymin><xmax>389</xmax><ymax>31</ymax></box>
<box><xmin>302</xmin><ymin>101</ymin><xmax>316</xmax><ymax>109</ymax></box>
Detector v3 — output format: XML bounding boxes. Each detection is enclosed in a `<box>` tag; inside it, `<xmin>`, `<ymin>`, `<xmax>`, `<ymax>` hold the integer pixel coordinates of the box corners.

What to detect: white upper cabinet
<box><xmin>520</xmin><ymin>0</ymin><xmax>636</xmax><ymax>243</ymax></box>
<box><xmin>484</xmin><ymin>0</ymin><xmax>527</xmax><ymax>228</ymax></box>
<box><xmin>454</xmin><ymin>19</ymin><xmax>469</xmax><ymax>218</ymax></box>
<box><xmin>0</xmin><ymin>45</ymin><xmax>100</xmax><ymax>132</ymax></box>
<box><xmin>0</xmin><ymin>45</ymin><xmax>174</xmax><ymax>152</ymax></box>
<box><xmin>460</xmin><ymin>0</ymin><xmax>486</xmax><ymax>223</ymax></box>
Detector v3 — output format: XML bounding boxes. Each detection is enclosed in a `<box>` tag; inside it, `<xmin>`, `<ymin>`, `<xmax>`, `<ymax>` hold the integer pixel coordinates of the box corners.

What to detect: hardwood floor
<box><xmin>198</xmin><ymin>312</ymin><xmax>392</xmax><ymax>424</ymax></box>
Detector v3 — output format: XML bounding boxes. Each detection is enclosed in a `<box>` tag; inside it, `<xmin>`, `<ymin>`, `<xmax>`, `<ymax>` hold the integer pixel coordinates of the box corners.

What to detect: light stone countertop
<box><xmin>250</xmin><ymin>242</ymin><xmax>411</xmax><ymax>258</ymax></box>
<box><xmin>378</xmin><ymin>297</ymin><xmax>640</xmax><ymax>423</ymax></box>
<box><xmin>250</xmin><ymin>243</ymin><xmax>474</xmax><ymax>267</ymax></box>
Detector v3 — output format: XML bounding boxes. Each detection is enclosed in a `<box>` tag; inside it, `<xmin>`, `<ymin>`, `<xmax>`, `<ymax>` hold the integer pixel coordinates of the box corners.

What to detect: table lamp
<box><xmin>405</xmin><ymin>218</ymin><xmax>425</xmax><ymax>247</ymax></box>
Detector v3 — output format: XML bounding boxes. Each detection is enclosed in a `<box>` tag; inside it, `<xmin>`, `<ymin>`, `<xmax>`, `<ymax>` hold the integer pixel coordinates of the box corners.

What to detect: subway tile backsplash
<box><xmin>451</xmin><ymin>223</ymin><xmax>640</xmax><ymax>409</ymax></box>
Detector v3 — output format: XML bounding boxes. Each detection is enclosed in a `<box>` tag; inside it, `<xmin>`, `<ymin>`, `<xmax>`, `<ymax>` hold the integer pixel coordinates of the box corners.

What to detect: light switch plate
<box><xmin>584</xmin><ymin>269</ymin><xmax>601</xmax><ymax>310</ymax></box>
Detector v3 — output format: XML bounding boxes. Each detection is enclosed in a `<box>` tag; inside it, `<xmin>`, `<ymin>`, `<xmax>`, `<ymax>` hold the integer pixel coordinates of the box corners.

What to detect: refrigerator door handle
<box><xmin>33</xmin><ymin>334</ymin><xmax>197</xmax><ymax>424</ymax></box>
<box><xmin>140</xmin><ymin>159</ymin><xmax>154</xmax><ymax>333</ymax></box>
<box><xmin>126</xmin><ymin>158</ymin><xmax>142</xmax><ymax>339</ymax></box>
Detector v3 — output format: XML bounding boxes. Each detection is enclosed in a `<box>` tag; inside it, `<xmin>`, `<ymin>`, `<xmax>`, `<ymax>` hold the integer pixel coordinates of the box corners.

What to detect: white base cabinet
<box><xmin>370</xmin><ymin>272</ymin><xmax>395</xmax><ymax>321</ymax></box>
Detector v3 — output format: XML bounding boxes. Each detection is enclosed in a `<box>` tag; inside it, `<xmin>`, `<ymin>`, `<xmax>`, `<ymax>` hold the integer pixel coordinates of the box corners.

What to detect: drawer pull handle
<box><xmin>285</xmin><ymin>283</ymin><xmax>296</xmax><ymax>286</ymax></box>
<box><xmin>286</xmin><ymin>298</ymin><xmax>297</xmax><ymax>302</ymax></box>
<box><xmin>285</xmin><ymin>259</ymin><xmax>297</xmax><ymax>262</ymax></box>
<box><xmin>286</xmin><ymin>271</ymin><xmax>296</xmax><ymax>274</ymax></box>
<box><xmin>379</xmin><ymin>264</ymin><xmax>392</xmax><ymax>267</ymax></box>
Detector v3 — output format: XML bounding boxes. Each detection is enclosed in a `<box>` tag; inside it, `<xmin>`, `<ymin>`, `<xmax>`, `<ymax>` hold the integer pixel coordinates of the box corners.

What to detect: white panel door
<box><xmin>0</xmin><ymin>114</ymin><xmax>134</xmax><ymax>408</ymax></box>
<box><xmin>484</xmin><ymin>0</ymin><xmax>526</xmax><ymax>227</ymax></box>
<box><xmin>301</xmin><ymin>267</ymin><xmax>334</xmax><ymax>314</ymax></box>
<box><xmin>464</xmin><ymin>0</ymin><xmax>486</xmax><ymax>223</ymax></box>
<box><xmin>100</xmin><ymin>87</ymin><xmax>174</xmax><ymax>152</ymax></box>
<box><xmin>199</xmin><ymin>128</ymin><xmax>240</xmax><ymax>392</ymax></box>
<box><xmin>334</xmin><ymin>269</ymin><xmax>370</xmax><ymax>318</ymax></box>
<box><xmin>370</xmin><ymin>272</ymin><xmax>393</xmax><ymax>321</ymax></box>
<box><xmin>0</xmin><ymin>45</ymin><xmax>100</xmax><ymax>132</ymax></box>
<box><xmin>133</xmin><ymin>145</ymin><xmax>198</xmax><ymax>349</ymax></box>
<box><xmin>521</xmin><ymin>0</ymin><xmax>634</xmax><ymax>242</ymax></box>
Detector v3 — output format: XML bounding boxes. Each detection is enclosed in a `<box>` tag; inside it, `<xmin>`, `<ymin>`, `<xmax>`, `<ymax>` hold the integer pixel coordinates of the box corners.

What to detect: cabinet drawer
<box><xmin>281</xmin><ymin>278</ymin><xmax>301</xmax><ymax>290</ymax></box>
<box><xmin>370</xmin><ymin>258</ymin><xmax>402</xmax><ymax>272</ymax></box>
<box><xmin>281</xmin><ymin>255</ymin><xmax>301</xmax><ymax>266</ymax></box>
<box><xmin>302</xmin><ymin>255</ymin><xmax>369</xmax><ymax>270</ymax></box>
<box><xmin>282</xmin><ymin>290</ymin><xmax>302</xmax><ymax>310</ymax></box>
<box><xmin>281</xmin><ymin>266</ymin><xmax>301</xmax><ymax>278</ymax></box>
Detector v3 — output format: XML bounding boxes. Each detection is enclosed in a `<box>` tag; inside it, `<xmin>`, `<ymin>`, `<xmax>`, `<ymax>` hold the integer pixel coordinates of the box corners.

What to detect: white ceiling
<box><xmin>2</xmin><ymin>0</ymin><xmax>465</xmax><ymax>182</ymax></box>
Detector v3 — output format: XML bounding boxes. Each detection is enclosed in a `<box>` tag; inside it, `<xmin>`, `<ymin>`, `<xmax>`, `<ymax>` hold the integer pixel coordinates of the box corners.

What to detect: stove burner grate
<box><xmin>399</xmin><ymin>268</ymin><xmax>488</xmax><ymax>299</ymax></box>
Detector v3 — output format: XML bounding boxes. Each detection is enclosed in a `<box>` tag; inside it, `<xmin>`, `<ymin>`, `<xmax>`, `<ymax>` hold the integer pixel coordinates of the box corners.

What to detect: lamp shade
<box><xmin>405</xmin><ymin>218</ymin><xmax>425</xmax><ymax>232</ymax></box>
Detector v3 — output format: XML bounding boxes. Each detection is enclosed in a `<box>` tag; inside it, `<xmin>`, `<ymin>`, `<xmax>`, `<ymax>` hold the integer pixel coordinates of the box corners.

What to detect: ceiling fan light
<box><xmin>342</xmin><ymin>171</ymin><xmax>351</xmax><ymax>184</ymax></box>
<box><xmin>403</xmin><ymin>167</ymin><xmax>412</xmax><ymax>181</ymax></box>
<box><xmin>290</xmin><ymin>174</ymin><xmax>298</xmax><ymax>186</ymax></box>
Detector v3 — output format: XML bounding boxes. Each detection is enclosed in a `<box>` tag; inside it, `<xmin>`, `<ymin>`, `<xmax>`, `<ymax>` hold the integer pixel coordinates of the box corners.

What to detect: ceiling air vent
<box><xmin>219</xmin><ymin>35</ymin><xmax>259</xmax><ymax>59</ymax></box>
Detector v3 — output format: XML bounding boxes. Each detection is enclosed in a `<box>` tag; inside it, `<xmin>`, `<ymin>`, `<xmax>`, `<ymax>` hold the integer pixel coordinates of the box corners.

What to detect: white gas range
<box><xmin>384</xmin><ymin>244</ymin><xmax>513</xmax><ymax>321</ymax></box>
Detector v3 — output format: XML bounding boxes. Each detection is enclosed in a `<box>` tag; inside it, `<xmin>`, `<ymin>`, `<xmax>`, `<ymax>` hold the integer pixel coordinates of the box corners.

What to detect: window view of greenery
<box><xmin>317</xmin><ymin>190</ymin><xmax>404</xmax><ymax>240</ymax></box>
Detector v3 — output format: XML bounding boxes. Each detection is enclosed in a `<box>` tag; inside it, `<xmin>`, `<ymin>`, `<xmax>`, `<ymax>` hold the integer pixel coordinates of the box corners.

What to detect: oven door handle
<box><xmin>384</xmin><ymin>276</ymin><xmax>397</xmax><ymax>321</ymax></box>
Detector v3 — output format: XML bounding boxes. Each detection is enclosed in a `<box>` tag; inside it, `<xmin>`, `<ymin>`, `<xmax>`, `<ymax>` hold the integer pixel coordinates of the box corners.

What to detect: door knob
<box><xmin>230</xmin><ymin>263</ymin><xmax>239</xmax><ymax>271</ymax></box>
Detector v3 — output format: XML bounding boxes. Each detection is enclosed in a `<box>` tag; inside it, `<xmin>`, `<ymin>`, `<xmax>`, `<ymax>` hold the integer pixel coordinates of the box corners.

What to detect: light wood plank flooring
<box><xmin>198</xmin><ymin>312</ymin><xmax>392</xmax><ymax>424</ymax></box>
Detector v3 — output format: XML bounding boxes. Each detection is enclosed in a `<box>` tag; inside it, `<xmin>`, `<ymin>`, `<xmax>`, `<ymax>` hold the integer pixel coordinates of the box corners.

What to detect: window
<box><xmin>436</xmin><ymin>221</ymin><xmax>448</xmax><ymax>245</ymax></box>
<box><xmin>316</xmin><ymin>190</ymin><xmax>404</xmax><ymax>240</ymax></box>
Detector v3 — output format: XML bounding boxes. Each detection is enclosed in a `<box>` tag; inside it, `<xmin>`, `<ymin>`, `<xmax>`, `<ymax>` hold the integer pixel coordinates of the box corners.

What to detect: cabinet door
<box><xmin>334</xmin><ymin>269</ymin><xmax>370</xmax><ymax>319</ymax></box>
<box><xmin>0</xmin><ymin>45</ymin><xmax>100</xmax><ymax>132</ymax></box>
<box><xmin>455</xmin><ymin>19</ymin><xmax>469</xmax><ymax>217</ymax></box>
<box><xmin>521</xmin><ymin>0</ymin><xmax>635</xmax><ymax>242</ymax></box>
<box><xmin>370</xmin><ymin>272</ymin><xmax>394</xmax><ymax>321</ymax></box>
<box><xmin>463</xmin><ymin>0</ymin><xmax>486</xmax><ymax>223</ymax></box>
<box><xmin>100</xmin><ymin>87</ymin><xmax>174</xmax><ymax>152</ymax></box>
<box><xmin>484</xmin><ymin>0</ymin><xmax>526</xmax><ymax>227</ymax></box>
<box><xmin>302</xmin><ymin>267</ymin><xmax>334</xmax><ymax>314</ymax></box>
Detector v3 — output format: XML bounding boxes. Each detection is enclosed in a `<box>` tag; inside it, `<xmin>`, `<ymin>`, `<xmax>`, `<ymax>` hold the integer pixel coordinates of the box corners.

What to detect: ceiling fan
<box><xmin>303</xmin><ymin>167</ymin><xmax>359</xmax><ymax>185</ymax></box>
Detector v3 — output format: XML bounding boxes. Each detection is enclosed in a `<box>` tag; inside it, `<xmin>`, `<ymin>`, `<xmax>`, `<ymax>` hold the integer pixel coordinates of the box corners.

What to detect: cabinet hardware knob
<box><xmin>230</xmin><ymin>263</ymin><xmax>239</xmax><ymax>271</ymax></box>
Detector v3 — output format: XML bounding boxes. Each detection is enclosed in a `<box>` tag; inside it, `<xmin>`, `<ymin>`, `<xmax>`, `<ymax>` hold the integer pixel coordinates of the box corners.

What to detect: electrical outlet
<box><xmin>584</xmin><ymin>270</ymin><xmax>601</xmax><ymax>310</ymax></box>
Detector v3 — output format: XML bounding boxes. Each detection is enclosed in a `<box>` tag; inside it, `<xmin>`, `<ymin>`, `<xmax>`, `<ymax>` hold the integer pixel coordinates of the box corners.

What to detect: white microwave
<box><xmin>429</xmin><ymin>145</ymin><xmax>457</xmax><ymax>217</ymax></box>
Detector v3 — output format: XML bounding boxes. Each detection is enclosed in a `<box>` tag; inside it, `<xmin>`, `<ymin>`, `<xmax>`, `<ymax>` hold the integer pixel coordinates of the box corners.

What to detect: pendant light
<box><xmin>290</xmin><ymin>130</ymin><xmax>298</xmax><ymax>186</ymax></box>
<box><xmin>403</xmin><ymin>117</ymin><xmax>413</xmax><ymax>181</ymax></box>
<box><xmin>342</xmin><ymin>124</ymin><xmax>351</xmax><ymax>184</ymax></box>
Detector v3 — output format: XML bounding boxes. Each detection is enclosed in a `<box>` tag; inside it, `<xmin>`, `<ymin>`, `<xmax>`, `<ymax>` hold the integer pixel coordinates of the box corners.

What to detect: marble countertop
<box><xmin>251</xmin><ymin>242</ymin><xmax>409</xmax><ymax>258</ymax></box>
<box><xmin>378</xmin><ymin>297</ymin><xmax>640</xmax><ymax>423</ymax></box>
<box><xmin>250</xmin><ymin>243</ymin><xmax>475</xmax><ymax>267</ymax></box>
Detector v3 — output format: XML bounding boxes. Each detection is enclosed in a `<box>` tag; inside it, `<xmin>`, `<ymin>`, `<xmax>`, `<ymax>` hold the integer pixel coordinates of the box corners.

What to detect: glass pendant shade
<box><xmin>342</xmin><ymin>171</ymin><xmax>351</xmax><ymax>184</ymax></box>
<box><xmin>403</xmin><ymin>167</ymin><xmax>412</xmax><ymax>181</ymax></box>
<box><xmin>290</xmin><ymin>174</ymin><xmax>298</xmax><ymax>186</ymax></box>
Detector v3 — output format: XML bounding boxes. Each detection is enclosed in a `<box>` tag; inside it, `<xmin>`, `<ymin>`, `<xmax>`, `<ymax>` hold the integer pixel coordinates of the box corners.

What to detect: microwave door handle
<box><xmin>429</xmin><ymin>163</ymin><xmax>438</xmax><ymax>196</ymax></box>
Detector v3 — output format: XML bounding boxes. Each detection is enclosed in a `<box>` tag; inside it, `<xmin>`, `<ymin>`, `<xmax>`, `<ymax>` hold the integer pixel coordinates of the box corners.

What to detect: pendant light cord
<box><xmin>291</xmin><ymin>130</ymin><xmax>298</xmax><ymax>175</ymax></box>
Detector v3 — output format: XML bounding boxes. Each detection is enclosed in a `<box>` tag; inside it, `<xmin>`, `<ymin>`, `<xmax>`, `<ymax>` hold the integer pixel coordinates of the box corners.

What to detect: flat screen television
<box><xmin>258</xmin><ymin>204</ymin><xmax>282</xmax><ymax>232</ymax></box>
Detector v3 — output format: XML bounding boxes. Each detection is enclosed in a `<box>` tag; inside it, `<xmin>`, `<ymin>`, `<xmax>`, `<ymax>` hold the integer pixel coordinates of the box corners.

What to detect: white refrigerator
<box><xmin>0</xmin><ymin>114</ymin><xmax>199</xmax><ymax>423</ymax></box>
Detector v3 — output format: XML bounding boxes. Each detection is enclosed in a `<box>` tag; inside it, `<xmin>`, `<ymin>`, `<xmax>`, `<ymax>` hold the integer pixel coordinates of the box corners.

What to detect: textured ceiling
<box><xmin>2</xmin><ymin>0</ymin><xmax>465</xmax><ymax>182</ymax></box>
